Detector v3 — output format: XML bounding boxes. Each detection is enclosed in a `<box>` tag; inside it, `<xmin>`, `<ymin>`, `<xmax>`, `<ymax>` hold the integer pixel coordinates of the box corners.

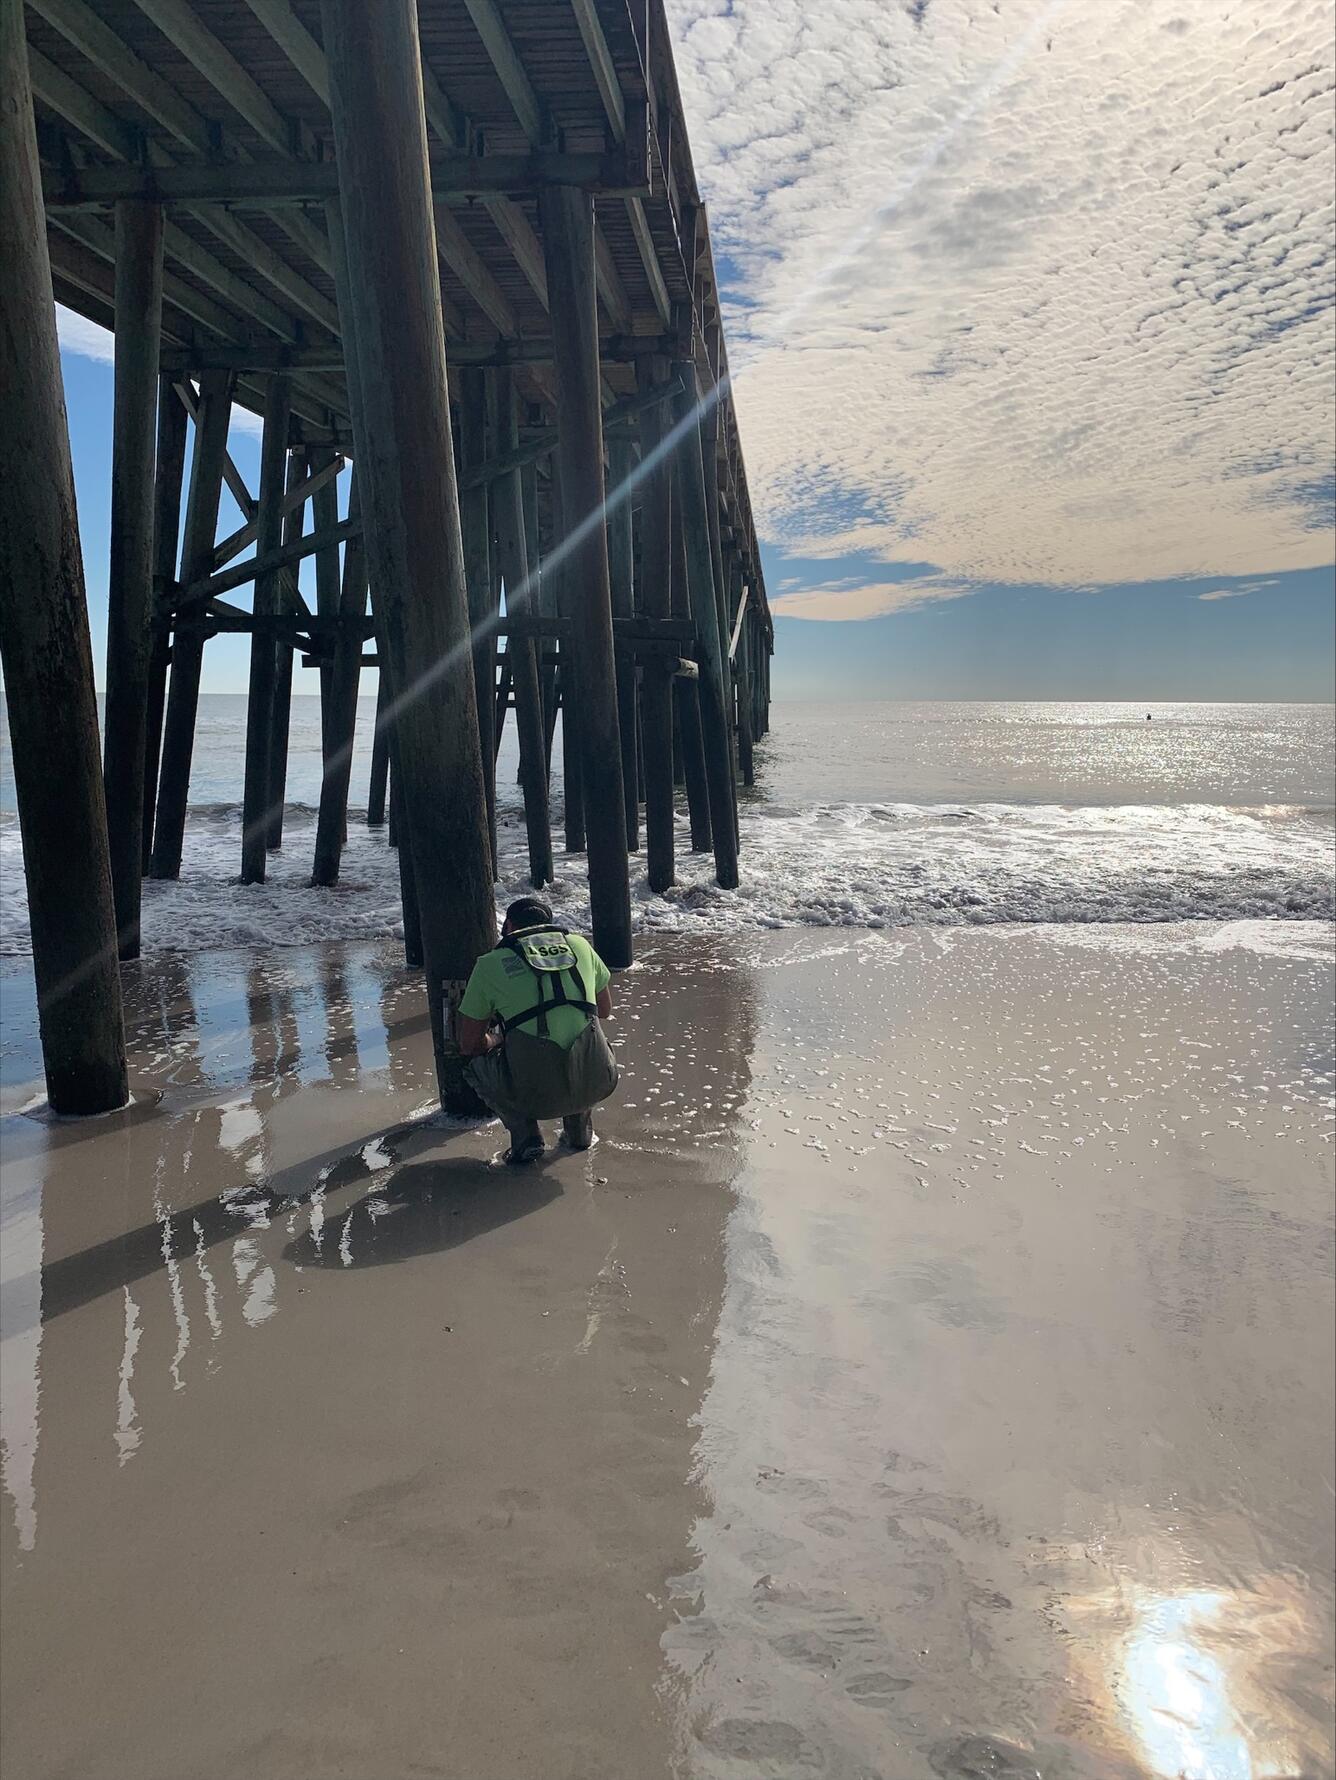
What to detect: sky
<box><xmin>53</xmin><ymin>0</ymin><xmax>1336</xmax><ymax>700</ymax></box>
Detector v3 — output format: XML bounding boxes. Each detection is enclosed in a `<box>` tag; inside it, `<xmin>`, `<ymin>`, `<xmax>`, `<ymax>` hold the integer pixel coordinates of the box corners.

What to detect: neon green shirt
<box><xmin>458</xmin><ymin>929</ymin><xmax>610</xmax><ymax>1050</ymax></box>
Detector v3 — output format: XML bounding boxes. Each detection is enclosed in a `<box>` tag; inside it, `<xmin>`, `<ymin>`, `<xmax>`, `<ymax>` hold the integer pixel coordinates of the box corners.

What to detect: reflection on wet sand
<box><xmin>666</xmin><ymin>928</ymin><xmax>1334</xmax><ymax>1779</ymax></box>
<box><xmin>1</xmin><ymin>926</ymin><xmax>1330</xmax><ymax>1777</ymax></box>
<box><xmin>0</xmin><ymin>936</ymin><xmax>759</xmax><ymax>1780</ymax></box>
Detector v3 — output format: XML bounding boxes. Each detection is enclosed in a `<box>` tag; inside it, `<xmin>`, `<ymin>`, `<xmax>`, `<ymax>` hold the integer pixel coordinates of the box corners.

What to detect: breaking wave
<box><xmin>1</xmin><ymin>796</ymin><xmax>1330</xmax><ymax>955</ymax></box>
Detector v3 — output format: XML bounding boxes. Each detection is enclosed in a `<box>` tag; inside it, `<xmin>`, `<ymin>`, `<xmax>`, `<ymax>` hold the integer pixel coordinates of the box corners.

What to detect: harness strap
<box><xmin>499</xmin><ymin>928</ymin><xmax>596</xmax><ymax>1037</ymax></box>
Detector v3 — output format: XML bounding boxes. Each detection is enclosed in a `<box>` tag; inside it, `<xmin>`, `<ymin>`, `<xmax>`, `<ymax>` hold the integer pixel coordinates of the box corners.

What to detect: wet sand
<box><xmin>1</xmin><ymin>925</ymin><xmax>1332</xmax><ymax>1779</ymax></box>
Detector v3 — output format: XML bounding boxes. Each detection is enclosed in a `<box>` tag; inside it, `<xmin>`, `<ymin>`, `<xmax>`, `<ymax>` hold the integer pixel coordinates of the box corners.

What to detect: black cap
<box><xmin>504</xmin><ymin>896</ymin><xmax>554</xmax><ymax>932</ymax></box>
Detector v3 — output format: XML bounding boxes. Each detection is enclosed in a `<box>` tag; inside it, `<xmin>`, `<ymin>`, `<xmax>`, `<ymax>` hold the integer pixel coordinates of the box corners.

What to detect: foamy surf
<box><xmin>1</xmin><ymin>794</ymin><xmax>1330</xmax><ymax>955</ymax></box>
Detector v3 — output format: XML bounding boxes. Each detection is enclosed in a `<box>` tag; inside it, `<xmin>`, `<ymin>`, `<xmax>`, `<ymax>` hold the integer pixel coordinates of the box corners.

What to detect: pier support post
<box><xmin>522</xmin><ymin>461</ymin><xmax>556</xmax><ymax>761</ymax></box>
<box><xmin>671</xmin><ymin>465</ymin><xmax>712</xmax><ymax>853</ymax></box>
<box><xmin>673</xmin><ymin>373</ymin><xmax>740</xmax><ymax>889</ymax></box>
<box><xmin>142</xmin><ymin>374</ymin><xmax>187</xmax><ymax>871</ymax></box>
<box><xmin>366</xmin><ymin>674</ymin><xmax>390</xmax><ymax>824</ymax></box>
<box><xmin>102</xmin><ymin>198</ymin><xmax>164</xmax><ymax>959</ymax></box>
<box><xmin>459</xmin><ymin>367</ymin><xmax>497</xmax><ymax>872</ymax></box>
<box><xmin>0</xmin><ymin>3</ymin><xmax>127</xmax><ymax>1112</ymax></box>
<box><xmin>636</xmin><ymin>355</ymin><xmax>676</xmax><ymax>891</ymax></box>
<box><xmin>240</xmin><ymin>375</ymin><xmax>292</xmax><ymax>884</ymax></box>
<box><xmin>322</xmin><ymin>0</ymin><xmax>497</xmax><ymax>1108</ymax></box>
<box><xmin>311</xmin><ymin>446</ymin><xmax>342</xmax><ymax>793</ymax></box>
<box><xmin>608</xmin><ymin>436</ymin><xmax>640</xmax><ymax>851</ymax></box>
<box><xmin>490</xmin><ymin>366</ymin><xmax>553</xmax><ymax>888</ymax></box>
<box><xmin>151</xmin><ymin>368</ymin><xmax>233</xmax><ymax>880</ymax></box>
<box><xmin>549</xmin><ymin>457</ymin><xmax>585</xmax><ymax>848</ymax></box>
<box><xmin>266</xmin><ymin>448</ymin><xmax>307</xmax><ymax>850</ymax></box>
<box><xmin>735</xmin><ymin>577</ymin><xmax>756</xmax><ymax>788</ymax></box>
<box><xmin>311</xmin><ymin>473</ymin><xmax>369</xmax><ymax>885</ymax></box>
<box><xmin>540</xmin><ymin>184</ymin><xmax>632</xmax><ymax>968</ymax></box>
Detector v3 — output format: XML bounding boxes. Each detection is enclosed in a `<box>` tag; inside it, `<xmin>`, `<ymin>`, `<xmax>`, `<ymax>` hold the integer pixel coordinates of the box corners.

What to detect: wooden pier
<box><xmin>1</xmin><ymin>0</ymin><xmax>773</xmax><ymax>1114</ymax></box>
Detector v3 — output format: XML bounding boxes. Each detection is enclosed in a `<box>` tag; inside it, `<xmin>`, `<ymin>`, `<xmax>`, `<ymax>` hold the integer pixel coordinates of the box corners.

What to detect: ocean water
<box><xmin>1</xmin><ymin>697</ymin><xmax>1332</xmax><ymax>953</ymax></box>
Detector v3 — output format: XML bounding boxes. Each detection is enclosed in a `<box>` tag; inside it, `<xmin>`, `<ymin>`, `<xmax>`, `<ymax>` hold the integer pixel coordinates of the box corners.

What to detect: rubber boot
<box><xmin>562</xmin><ymin>1111</ymin><xmax>593</xmax><ymax>1151</ymax></box>
<box><xmin>505</xmin><ymin>1117</ymin><xmax>544</xmax><ymax>1166</ymax></box>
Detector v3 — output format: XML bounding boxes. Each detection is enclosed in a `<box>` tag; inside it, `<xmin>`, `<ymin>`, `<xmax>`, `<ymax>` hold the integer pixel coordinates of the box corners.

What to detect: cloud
<box><xmin>770</xmin><ymin>572</ymin><xmax>975</xmax><ymax>620</ymax></box>
<box><xmin>55</xmin><ymin>305</ymin><xmax>264</xmax><ymax>437</ymax></box>
<box><xmin>1196</xmin><ymin>578</ymin><xmax>1280</xmax><ymax>600</ymax></box>
<box><xmin>56</xmin><ymin>305</ymin><xmax>114</xmax><ymax>365</ymax></box>
<box><xmin>667</xmin><ymin>0</ymin><xmax>1336</xmax><ymax>587</ymax></box>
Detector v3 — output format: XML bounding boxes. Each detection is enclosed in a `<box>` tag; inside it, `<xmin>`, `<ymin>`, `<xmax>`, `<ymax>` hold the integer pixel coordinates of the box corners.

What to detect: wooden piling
<box><xmin>522</xmin><ymin>460</ymin><xmax>557</xmax><ymax>765</ymax></box>
<box><xmin>322</xmin><ymin>0</ymin><xmax>497</xmax><ymax>1108</ymax></box>
<box><xmin>735</xmin><ymin>579</ymin><xmax>756</xmax><ymax>788</ymax></box>
<box><xmin>266</xmin><ymin>447</ymin><xmax>306</xmax><ymax>850</ymax></box>
<box><xmin>669</xmin><ymin>462</ymin><xmax>712</xmax><ymax>852</ymax></box>
<box><xmin>672</xmin><ymin>371</ymin><xmax>739</xmax><ymax>889</ymax></box>
<box><xmin>607</xmin><ymin>435</ymin><xmax>639</xmax><ymax>851</ymax></box>
<box><xmin>458</xmin><ymin>366</ymin><xmax>497</xmax><ymax>872</ymax></box>
<box><xmin>311</xmin><ymin>472</ymin><xmax>369</xmax><ymax>885</ymax></box>
<box><xmin>635</xmin><ymin>355</ymin><xmax>676</xmax><ymax>892</ymax></box>
<box><xmin>493</xmin><ymin>650</ymin><xmax>514</xmax><ymax>757</ymax></box>
<box><xmin>102</xmin><ymin>198</ymin><xmax>164</xmax><ymax>960</ymax></box>
<box><xmin>240</xmin><ymin>375</ymin><xmax>292</xmax><ymax>884</ymax></box>
<box><xmin>151</xmin><ymin>368</ymin><xmax>234</xmax><ymax>880</ymax></box>
<box><xmin>142</xmin><ymin>373</ymin><xmax>187</xmax><ymax>872</ymax></box>
<box><xmin>548</xmin><ymin>455</ymin><xmax>586</xmax><ymax>849</ymax></box>
<box><xmin>0</xmin><ymin>1</ymin><xmax>128</xmax><ymax>1113</ymax></box>
<box><xmin>490</xmin><ymin>365</ymin><xmax>553</xmax><ymax>888</ymax></box>
<box><xmin>366</xmin><ymin>674</ymin><xmax>390</xmax><ymax>825</ymax></box>
<box><xmin>540</xmin><ymin>185</ymin><xmax>632</xmax><ymax>967</ymax></box>
<box><xmin>388</xmin><ymin>758</ymin><xmax>424</xmax><ymax>967</ymax></box>
<box><xmin>311</xmin><ymin>446</ymin><xmax>342</xmax><ymax>785</ymax></box>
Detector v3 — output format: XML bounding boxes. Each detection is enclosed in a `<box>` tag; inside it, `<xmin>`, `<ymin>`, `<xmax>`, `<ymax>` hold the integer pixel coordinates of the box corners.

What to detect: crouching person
<box><xmin>456</xmin><ymin>897</ymin><xmax>619</xmax><ymax>1165</ymax></box>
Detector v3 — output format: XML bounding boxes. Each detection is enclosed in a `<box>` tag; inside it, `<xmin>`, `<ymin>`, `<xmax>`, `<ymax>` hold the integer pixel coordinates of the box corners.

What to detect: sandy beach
<box><xmin>2</xmin><ymin>921</ymin><xmax>1331</xmax><ymax>1779</ymax></box>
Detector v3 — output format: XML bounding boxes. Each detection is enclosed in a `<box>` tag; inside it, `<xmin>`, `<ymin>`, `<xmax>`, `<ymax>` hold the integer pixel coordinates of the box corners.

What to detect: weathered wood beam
<box><xmin>458</xmin><ymin>368</ymin><xmax>497</xmax><ymax>864</ymax></box>
<box><xmin>53</xmin><ymin>214</ymin><xmax>245</xmax><ymax>344</ymax></box>
<box><xmin>311</xmin><ymin>469</ymin><xmax>370</xmax><ymax>884</ymax></box>
<box><xmin>541</xmin><ymin>183</ymin><xmax>631</xmax><ymax>965</ymax></box>
<box><xmin>163</xmin><ymin>218</ymin><xmax>301</xmax><ymax>343</ymax></box>
<box><xmin>172</xmin><ymin>378</ymin><xmax>255</xmax><ymax>521</ymax></box>
<box><xmin>461</xmin><ymin>0</ymin><xmax>546</xmax><ymax>144</ymax></box>
<box><xmin>1</xmin><ymin>4</ymin><xmax>128</xmax><ymax>1112</ymax></box>
<box><xmin>483</xmin><ymin>196</ymin><xmax>547</xmax><ymax>306</ymax></box>
<box><xmin>729</xmin><ymin>585</ymin><xmax>749</xmax><ymax>658</ymax></box>
<box><xmin>142</xmin><ymin>371</ymin><xmax>186</xmax><ymax>869</ymax></box>
<box><xmin>30</xmin><ymin>0</ymin><xmax>212</xmax><ymax>155</ymax></box>
<box><xmin>594</xmin><ymin>222</ymin><xmax>633</xmax><ymax>333</ymax></box>
<box><xmin>322</xmin><ymin>0</ymin><xmax>497</xmax><ymax>1107</ymax></box>
<box><xmin>627</xmin><ymin>196</ymin><xmax>672</xmax><ymax>326</ymax></box>
<box><xmin>563</xmin><ymin>0</ymin><xmax>672</xmax><ymax>327</ymax></box>
<box><xmin>570</xmin><ymin>0</ymin><xmax>625</xmax><ymax>138</ymax></box>
<box><xmin>131</xmin><ymin>0</ymin><xmax>299</xmax><ymax>157</ymax></box>
<box><xmin>33</xmin><ymin>60</ymin><xmax>347</xmax><ymax>415</ymax></box>
<box><xmin>266</xmin><ymin>446</ymin><xmax>308</xmax><ymax>848</ymax></box>
<box><xmin>102</xmin><ymin>199</ymin><xmax>164</xmax><ymax>961</ymax></box>
<box><xmin>490</xmin><ymin>364</ymin><xmax>553</xmax><ymax>887</ymax></box>
<box><xmin>194</xmin><ymin>206</ymin><xmax>340</xmax><ymax>334</ymax></box>
<box><xmin>151</xmin><ymin>367</ymin><xmax>234</xmax><ymax>879</ymax></box>
<box><xmin>240</xmin><ymin>0</ymin><xmax>329</xmax><ymax>103</ymax></box>
<box><xmin>607</xmin><ymin>433</ymin><xmax>639</xmax><ymax>850</ymax></box>
<box><xmin>213</xmin><ymin>452</ymin><xmax>343</xmax><ymax>568</ymax></box>
<box><xmin>180</xmin><ymin>515</ymin><xmax>359</xmax><ymax>608</ymax></box>
<box><xmin>43</xmin><ymin>152</ymin><xmax>641</xmax><ymax>208</ymax></box>
<box><xmin>27</xmin><ymin>45</ymin><xmax>138</xmax><ymax>159</ymax></box>
<box><xmin>240</xmin><ymin>376</ymin><xmax>292</xmax><ymax>883</ymax></box>
<box><xmin>458</xmin><ymin>376</ymin><xmax>683</xmax><ymax>490</ymax></box>
<box><xmin>635</xmin><ymin>353</ymin><xmax>676</xmax><ymax>890</ymax></box>
<box><xmin>159</xmin><ymin>332</ymin><xmax>677</xmax><ymax>373</ymax></box>
<box><xmin>432</xmin><ymin>204</ymin><xmax>515</xmax><ymax>336</ymax></box>
<box><xmin>672</xmin><ymin>374</ymin><xmax>738</xmax><ymax>887</ymax></box>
